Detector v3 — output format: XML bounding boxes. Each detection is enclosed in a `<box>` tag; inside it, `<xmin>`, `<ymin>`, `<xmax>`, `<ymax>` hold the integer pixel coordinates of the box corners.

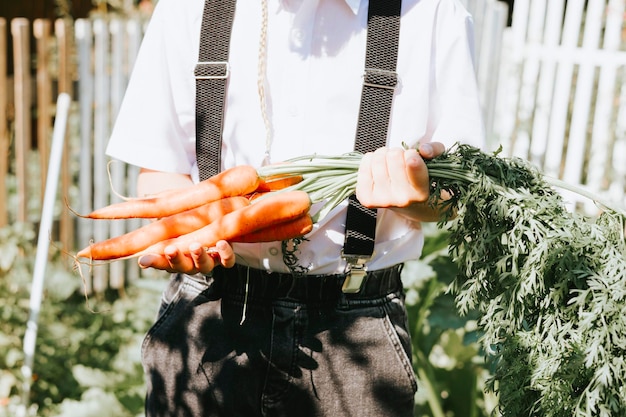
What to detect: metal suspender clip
<box><xmin>194</xmin><ymin>61</ymin><xmax>230</xmax><ymax>80</ymax></box>
<box><xmin>341</xmin><ymin>253</ymin><xmax>371</xmax><ymax>294</ymax></box>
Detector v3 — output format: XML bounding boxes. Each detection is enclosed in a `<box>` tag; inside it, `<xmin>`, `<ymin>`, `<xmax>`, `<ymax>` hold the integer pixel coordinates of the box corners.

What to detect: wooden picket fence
<box><xmin>1</xmin><ymin>0</ymin><xmax>625</xmax><ymax>292</ymax></box>
<box><xmin>0</xmin><ymin>14</ymin><xmax>148</xmax><ymax>293</ymax></box>
<box><xmin>73</xmin><ymin>17</ymin><xmax>148</xmax><ymax>292</ymax></box>
<box><xmin>493</xmin><ymin>0</ymin><xmax>626</xmax><ymax>214</ymax></box>
<box><xmin>0</xmin><ymin>17</ymin><xmax>76</xmax><ymax>245</ymax></box>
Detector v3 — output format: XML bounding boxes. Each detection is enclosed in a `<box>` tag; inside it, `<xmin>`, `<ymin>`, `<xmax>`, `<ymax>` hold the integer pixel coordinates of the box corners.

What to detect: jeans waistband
<box><xmin>211</xmin><ymin>264</ymin><xmax>404</xmax><ymax>302</ymax></box>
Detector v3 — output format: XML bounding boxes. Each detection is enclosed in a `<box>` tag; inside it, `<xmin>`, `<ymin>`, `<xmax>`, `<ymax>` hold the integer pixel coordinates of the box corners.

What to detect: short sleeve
<box><xmin>105</xmin><ymin>0</ymin><xmax>203</xmax><ymax>175</ymax></box>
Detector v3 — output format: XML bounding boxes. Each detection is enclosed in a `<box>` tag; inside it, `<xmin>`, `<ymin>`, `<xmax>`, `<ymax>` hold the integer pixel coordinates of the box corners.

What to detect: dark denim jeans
<box><xmin>141</xmin><ymin>264</ymin><xmax>417</xmax><ymax>417</ymax></box>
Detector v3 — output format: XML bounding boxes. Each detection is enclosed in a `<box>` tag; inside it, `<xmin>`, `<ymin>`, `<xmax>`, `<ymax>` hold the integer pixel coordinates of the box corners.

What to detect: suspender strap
<box><xmin>342</xmin><ymin>0</ymin><xmax>402</xmax><ymax>289</ymax></box>
<box><xmin>195</xmin><ymin>0</ymin><xmax>237</xmax><ymax>181</ymax></box>
<box><xmin>194</xmin><ymin>0</ymin><xmax>402</xmax><ymax>291</ymax></box>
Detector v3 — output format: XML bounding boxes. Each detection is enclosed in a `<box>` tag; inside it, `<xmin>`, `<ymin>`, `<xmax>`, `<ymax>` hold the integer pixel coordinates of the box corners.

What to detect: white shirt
<box><xmin>106</xmin><ymin>0</ymin><xmax>485</xmax><ymax>275</ymax></box>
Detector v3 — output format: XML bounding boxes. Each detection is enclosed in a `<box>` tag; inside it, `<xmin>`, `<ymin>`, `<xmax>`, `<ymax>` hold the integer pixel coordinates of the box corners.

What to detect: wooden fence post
<box><xmin>587</xmin><ymin>0</ymin><xmax>626</xmax><ymax>188</ymax></box>
<box><xmin>109</xmin><ymin>17</ymin><xmax>126</xmax><ymax>290</ymax></box>
<box><xmin>577</xmin><ymin>0</ymin><xmax>625</xmax><ymax>213</ymax></box>
<box><xmin>56</xmin><ymin>18</ymin><xmax>75</xmax><ymax>251</ymax></box>
<box><xmin>543</xmin><ymin>0</ymin><xmax>585</xmax><ymax>177</ymax></box>
<box><xmin>562</xmin><ymin>0</ymin><xmax>607</xmax><ymax>187</ymax></box>
<box><xmin>11</xmin><ymin>18</ymin><xmax>31</xmax><ymax>224</ymax></box>
<box><xmin>527</xmin><ymin>0</ymin><xmax>566</xmax><ymax>167</ymax></box>
<box><xmin>0</xmin><ymin>18</ymin><xmax>8</xmax><ymax>228</ymax></box>
<box><xmin>125</xmin><ymin>17</ymin><xmax>144</xmax><ymax>285</ymax></box>
<box><xmin>34</xmin><ymin>19</ymin><xmax>53</xmax><ymax>202</ymax></box>
<box><xmin>75</xmin><ymin>18</ymin><xmax>94</xmax><ymax>294</ymax></box>
<box><xmin>92</xmin><ymin>17</ymin><xmax>111</xmax><ymax>293</ymax></box>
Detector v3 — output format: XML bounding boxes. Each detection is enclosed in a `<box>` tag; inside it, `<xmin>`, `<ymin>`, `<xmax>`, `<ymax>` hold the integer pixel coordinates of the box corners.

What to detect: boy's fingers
<box><xmin>189</xmin><ymin>243</ymin><xmax>216</xmax><ymax>274</ymax></box>
<box><xmin>418</xmin><ymin>141</ymin><xmax>445</xmax><ymax>159</ymax></box>
<box><xmin>215</xmin><ymin>240</ymin><xmax>236</xmax><ymax>268</ymax></box>
<box><xmin>138</xmin><ymin>252</ymin><xmax>173</xmax><ymax>271</ymax></box>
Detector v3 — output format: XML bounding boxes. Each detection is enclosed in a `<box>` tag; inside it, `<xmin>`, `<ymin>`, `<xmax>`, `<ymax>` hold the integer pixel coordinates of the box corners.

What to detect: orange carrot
<box><xmin>138</xmin><ymin>190</ymin><xmax>311</xmax><ymax>256</ymax></box>
<box><xmin>247</xmin><ymin>174</ymin><xmax>303</xmax><ymax>201</ymax></box>
<box><xmin>85</xmin><ymin>165</ymin><xmax>261</xmax><ymax>219</ymax></box>
<box><xmin>77</xmin><ymin>196</ymin><xmax>249</xmax><ymax>260</ymax></box>
<box><xmin>232</xmin><ymin>214</ymin><xmax>313</xmax><ymax>243</ymax></box>
<box><xmin>246</xmin><ymin>191</ymin><xmax>272</xmax><ymax>202</ymax></box>
<box><xmin>256</xmin><ymin>174</ymin><xmax>303</xmax><ymax>192</ymax></box>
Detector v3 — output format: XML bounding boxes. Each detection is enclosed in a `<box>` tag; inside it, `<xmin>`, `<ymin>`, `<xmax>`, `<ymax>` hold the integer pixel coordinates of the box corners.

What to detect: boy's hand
<box><xmin>355</xmin><ymin>142</ymin><xmax>445</xmax><ymax>209</ymax></box>
<box><xmin>137</xmin><ymin>239</ymin><xmax>236</xmax><ymax>274</ymax></box>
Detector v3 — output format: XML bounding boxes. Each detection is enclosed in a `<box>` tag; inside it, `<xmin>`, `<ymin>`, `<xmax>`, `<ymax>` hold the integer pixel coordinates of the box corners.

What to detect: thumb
<box><xmin>417</xmin><ymin>141</ymin><xmax>446</xmax><ymax>159</ymax></box>
<box><xmin>404</xmin><ymin>149</ymin><xmax>430</xmax><ymax>202</ymax></box>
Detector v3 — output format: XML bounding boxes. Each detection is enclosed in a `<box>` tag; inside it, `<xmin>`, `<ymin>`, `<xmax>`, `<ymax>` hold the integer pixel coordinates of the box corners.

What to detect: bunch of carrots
<box><xmin>75</xmin><ymin>165</ymin><xmax>312</xmax><ymax>262</ymax></box>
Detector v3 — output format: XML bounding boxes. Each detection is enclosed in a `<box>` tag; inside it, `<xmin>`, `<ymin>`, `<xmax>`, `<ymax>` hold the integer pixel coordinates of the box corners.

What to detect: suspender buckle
<box><xmin>195</xmin><ymin>61</ymin><xmax>230</xmax><ymax>80</ymax></box>
<box><xmin>362</xmin><ymin>68</ymin><xmax>398</xmax><ymax>90</ymax></box>
<box><xmin>341</xmin><ymin>254</ymin><xmax>370</xmax><ymax>294</ymax></box>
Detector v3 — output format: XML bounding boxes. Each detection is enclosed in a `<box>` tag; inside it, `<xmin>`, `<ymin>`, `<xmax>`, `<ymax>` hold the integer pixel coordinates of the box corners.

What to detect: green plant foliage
<box><xmin>403</xmin><ymin>224</ymin><xmax>496</xmax><ymax>417</ymax></box>
<box><xmin>429</xmin><ymin>145</ymin><xmax>626</xmax><ymax>417</ymax></box>
<box><xmin>0</xmin><ymin>222</ymin><xmax>163</xmax><ymax>417</ymax></box>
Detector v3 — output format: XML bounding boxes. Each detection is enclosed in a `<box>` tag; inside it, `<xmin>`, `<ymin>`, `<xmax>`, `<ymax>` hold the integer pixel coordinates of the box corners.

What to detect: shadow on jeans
<box><xmin>141</xmin><ymin>273</ymin><xmax>416</xmax><ymax>416</ymax></box>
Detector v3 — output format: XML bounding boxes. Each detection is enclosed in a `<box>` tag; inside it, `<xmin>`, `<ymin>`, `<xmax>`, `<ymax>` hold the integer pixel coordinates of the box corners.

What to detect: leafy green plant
<box><xmin>435</xmin><ymin>146</ymin><xmax>626</xmax><ymax>416</ymax></box>
<box><xmin>404</xmin><ymin>224</ymin><xmax>496</xmax><ymax>417</ymax></box>
<box><xmin>0</xmin><ymin>222</ymin><xmax>163</xmax><ymax>417</ymax></box>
